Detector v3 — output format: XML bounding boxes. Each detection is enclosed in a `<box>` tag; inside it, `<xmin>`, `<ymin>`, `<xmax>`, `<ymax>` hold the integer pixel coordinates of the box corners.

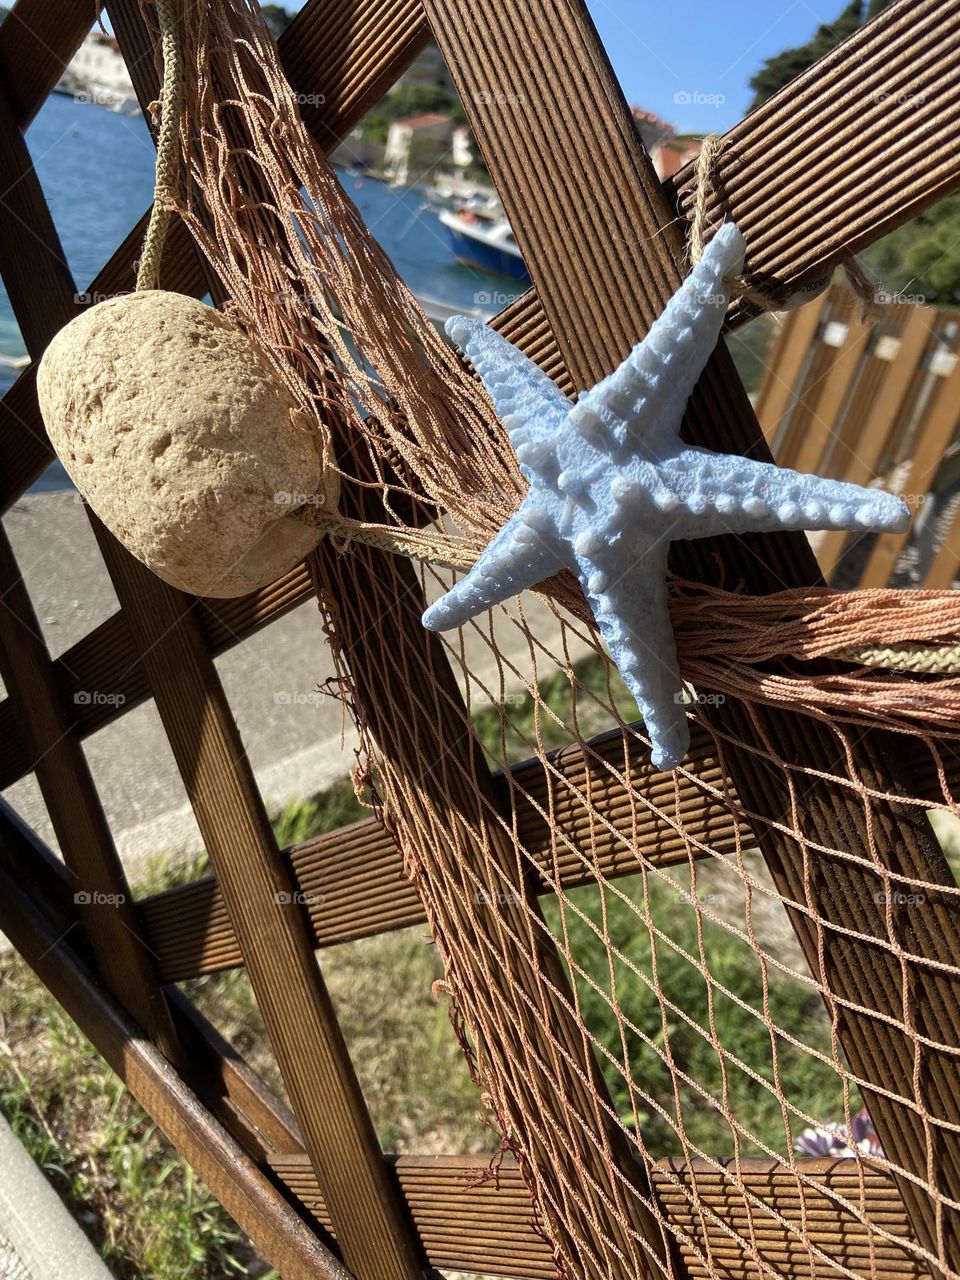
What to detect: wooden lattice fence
<box><xmin>756</xmin><ymin>284</ymin><xmax>960</xmax><ymax>590</ymax></box>
<box><xmin>0</xmin><ymin>2</ymin><xmax>958</xmax><ymax>1279</ymax></box>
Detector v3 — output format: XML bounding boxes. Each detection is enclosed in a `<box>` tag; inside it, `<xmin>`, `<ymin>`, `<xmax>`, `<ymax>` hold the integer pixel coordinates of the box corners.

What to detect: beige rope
<box><xmin>836</xmin><ymin>643</ymin><xmax>960</xmax><ymax>674</ymax></box>
<box><xmin>136</xmin><ymin>0</ymin><xmax>183</xmax><ymax>291</ymax></box>
<box><xmin>296</xmin><ymin>506</ymin><xmax>479</xmax><ymax>571</ymax></box>
<box><xmin>689</xmin><ymin>133</ymin><xmax>878</xmax><ymax>318</ymax></box>
<box><xmin>689</xmin><ymin>133</ymin><xmax>722</xmax><ymax>268</ymax></box>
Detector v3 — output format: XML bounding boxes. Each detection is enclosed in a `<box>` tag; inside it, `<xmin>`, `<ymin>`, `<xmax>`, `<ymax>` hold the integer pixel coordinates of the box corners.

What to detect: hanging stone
<box><xmin>37</xmin><ymin>290</ymin><xmax>339</xmax><ymax>599</ymax></box>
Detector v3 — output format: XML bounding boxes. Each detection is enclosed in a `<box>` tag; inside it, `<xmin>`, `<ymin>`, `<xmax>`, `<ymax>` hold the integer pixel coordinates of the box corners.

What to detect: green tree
<box><xmin>260</xmin><ymin>3</ymin><xmax>293</xmax><ymax>41</ymax></box>
<box><xmin>361</xmin><ymin>82</ymin><xmax>466</xmax><ymax>144</ymax></box>
<box><xmin>748</xmin><ymin>0</ymin><xmax>895</xmax><ymax>108</ymax></box>
<box><xmin>865</xmin><ymin>194</ymin><xmax>960</xmax><ymax>306</ymax></box>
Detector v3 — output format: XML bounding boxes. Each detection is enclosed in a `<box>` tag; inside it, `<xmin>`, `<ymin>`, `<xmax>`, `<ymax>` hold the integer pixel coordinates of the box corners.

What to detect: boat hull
<box><xmin>444</xmin><ymin>227</ymin><xmax>531</xmax><ymax>282</ymax></box>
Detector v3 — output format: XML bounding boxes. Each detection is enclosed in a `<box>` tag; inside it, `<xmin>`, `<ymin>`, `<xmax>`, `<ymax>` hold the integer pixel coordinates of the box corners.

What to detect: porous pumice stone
<box><xmin>37</xmin><ymin>290</ymin><xmax>339</xmax><ymax>598</ymax></box>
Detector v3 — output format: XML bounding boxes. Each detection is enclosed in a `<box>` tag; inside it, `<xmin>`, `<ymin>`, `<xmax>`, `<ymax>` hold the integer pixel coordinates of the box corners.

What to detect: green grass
<box><xmin>0</xmin><ymin>784</ymin><xmax>484</xmax><ymax>1277</ymax></box>
<box><xmin>545</xmin><ymin>865</ymin><xmax>850</xmax><ymax>1158</ymax></box>
<box><xmin>471</xmin><ymin>652</ymin><xmax>637</xmax><ymax>769</ymax></box>
<box><xmin>270</xmin><ymin>778</ymin><xmax>366</xmax><ymax>847</ymax></box>
<box><xmin>0</xmin><ymin>959</ymin><xmax>276</xmax><ymax>1279</ymax></box>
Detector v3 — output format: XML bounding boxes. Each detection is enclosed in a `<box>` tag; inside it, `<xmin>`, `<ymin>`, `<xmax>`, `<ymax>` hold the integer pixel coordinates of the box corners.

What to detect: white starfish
<box><xmin>423</xmin><ymin>224</ymin><xmax>910</xmax><ymax>770</ymax></box>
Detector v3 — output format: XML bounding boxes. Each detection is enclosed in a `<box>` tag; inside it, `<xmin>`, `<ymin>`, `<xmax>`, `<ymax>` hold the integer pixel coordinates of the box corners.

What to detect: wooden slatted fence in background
<box><xmin>756</xmin><ymin>284</ymin><xmax>960</xmax><ymax>590</ymax></box>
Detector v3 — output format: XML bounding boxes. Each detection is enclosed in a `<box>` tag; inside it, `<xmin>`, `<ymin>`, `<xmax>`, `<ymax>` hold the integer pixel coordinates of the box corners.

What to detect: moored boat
<box><xmin>438</xmin><ymin>207</ymin><xmax>531</xmax><ymax>282</ymax></box>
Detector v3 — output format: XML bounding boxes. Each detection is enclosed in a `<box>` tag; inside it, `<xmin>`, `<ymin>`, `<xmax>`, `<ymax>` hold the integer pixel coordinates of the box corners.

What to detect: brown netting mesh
<box><xmin>160</xmin><ymin>1</ymin><xmax>960</xmax><ymax>1278</ymax></box>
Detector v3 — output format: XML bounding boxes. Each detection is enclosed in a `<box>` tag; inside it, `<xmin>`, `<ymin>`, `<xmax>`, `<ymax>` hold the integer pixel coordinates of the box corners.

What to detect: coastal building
<box><xmin>632</xmin><ymin>106</ymin><xmax>674</xmax><ymax>155</ymax></box>
<box><xmin>57</xmin><ymin>31</ymin><xmax>136</xmax><ymax>111</ymax></box>
<box><xmin>630</xmin><ymin>106</ymin><xmax>702</xmax><ymax>180</ymax></box>
<box><xmin>383</xmin><ymin>113</ymin><xmax>459</xmax><ymax>187</ymax></box>
<box><xmin>651</xmin><ymin>133</ymin><xmax>702</xmax><ymax>179</ymax></box>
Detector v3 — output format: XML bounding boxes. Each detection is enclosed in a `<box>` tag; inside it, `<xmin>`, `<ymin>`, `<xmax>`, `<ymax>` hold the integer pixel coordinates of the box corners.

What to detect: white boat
<box><xmin>438</xmin><ymin>207</ymin><xmax>531</xmax><ymax>283</ymax></box>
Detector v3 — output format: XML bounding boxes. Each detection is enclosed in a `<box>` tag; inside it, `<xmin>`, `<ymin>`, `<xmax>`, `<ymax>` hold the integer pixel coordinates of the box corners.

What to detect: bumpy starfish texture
<box><xmin>423</xmin><ymin>223</ymin><xmax>910</xmax><ymax>770</ymax></box>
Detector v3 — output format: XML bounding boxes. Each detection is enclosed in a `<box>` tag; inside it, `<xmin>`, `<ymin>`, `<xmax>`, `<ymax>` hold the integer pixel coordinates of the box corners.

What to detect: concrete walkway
<box><xmin>1</xmin><ymin>491</ymin><xmax>587</xmax><ymax>881</ymax></box>
<box><xmin>0</xmin><ymin>1114</ymin><xmax>112</xmax><ymax>1280</ymax></box>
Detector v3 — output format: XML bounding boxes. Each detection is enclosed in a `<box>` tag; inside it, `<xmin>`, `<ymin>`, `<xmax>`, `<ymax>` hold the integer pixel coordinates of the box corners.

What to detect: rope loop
<box><xmin>689</xmin><ymin>133</ymin><xmax>879</xmax><ymax>319</ymax></box>
<box><xmin>136</xmin><ymin>0</ymin><xmax>184</xmax><ymax>291</ymax></box>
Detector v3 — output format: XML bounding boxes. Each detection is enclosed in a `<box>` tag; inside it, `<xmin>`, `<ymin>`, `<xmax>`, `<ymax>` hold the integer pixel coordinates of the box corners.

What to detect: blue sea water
<box><xmin>2</xmin><ymin>93</ymin><xmax>518</xmax><ymax>492</ymax></box>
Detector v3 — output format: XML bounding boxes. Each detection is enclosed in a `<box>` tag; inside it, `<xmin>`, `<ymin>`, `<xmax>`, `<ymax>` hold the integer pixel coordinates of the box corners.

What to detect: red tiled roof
<box><xmin>394</xmin><ymin>112</ymin><xmax>452</xmax><ymax>128</ymax></box>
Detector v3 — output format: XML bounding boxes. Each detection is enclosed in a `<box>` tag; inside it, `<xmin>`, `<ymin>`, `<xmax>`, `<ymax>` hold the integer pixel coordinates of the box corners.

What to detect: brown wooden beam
<box><xmin>84</xmin><ymin>5</ymin><xmax>429</xmax><ymax>1276</ymax></box>
<box><xmin>0</xmin><ymin>528</ymin><xmax>180</xmax><ymax>1055</ymax></box>
<box><xmin>0</xmin><ymin>0</ymin><xmax>101</xmax><ymax>129</ymax></box>
<box><xmin>308</xmin><ymin>534</ymin><xmax>675</xmax><ymax>1279</ymax></box>
<box><xmin>0</xmin><ymin>82</ymin><xmax>77</xmax><ymax>358</ymax></box>
<box><xmin>140</xmin><ymin>720</ymin><xmax>745</xmax><ymax>980</ymax></box>
<box><xmin>270</xmin><ymin>1151</ymin><xmax>925</xmax><ymax>1280</ymax></box>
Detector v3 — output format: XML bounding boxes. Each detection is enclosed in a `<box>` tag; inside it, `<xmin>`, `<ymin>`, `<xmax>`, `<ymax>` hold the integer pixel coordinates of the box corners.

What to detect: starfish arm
<box><xmin>576</xmin><ymin>542</ymin><xmax>690</xmax><ymax>770</ymax></box>
<box><xmin>565</xmin><ymin>223</ymin><xmax>745</xmax><ymax>450</ymax></box>
<box><xmin>422</xmin><ymin>500</ymin><xmax>567</xmax><ymax>631</ymax></box>
<box><xmin>664</xmin><ymin>449</ymin><xmax>912</xmax><ymax>540</ymax></box>
<box><xmin>446</xmin><ymin>315</ymin><xmax>572</xmax><ymax>447</ymax></box>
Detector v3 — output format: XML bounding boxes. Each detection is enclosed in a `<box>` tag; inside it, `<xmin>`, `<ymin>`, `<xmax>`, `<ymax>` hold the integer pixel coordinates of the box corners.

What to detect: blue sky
<box><xmin>583</xmin><ymin>0</ymin><xmax>847</xmax><ymax>131</ymax></box>
<box><xmin>283</xmin><ymin>0</ymin><xmax>849</xmax><ymax>133</ymax></box>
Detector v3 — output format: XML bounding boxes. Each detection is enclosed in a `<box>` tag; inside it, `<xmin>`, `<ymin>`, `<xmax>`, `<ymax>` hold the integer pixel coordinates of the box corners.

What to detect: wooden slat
<box><xmin>0</xmin><ymin>0</ymin><xmax>99</xmax><ymax>129</ymax></box>
<box><xmin>657</xmin><ymin>1160</ymin><xmax>924</xmax><ymax>1280</ymax></box>
<box><xmin>753</xmin><ymin>298</ymin><xmax>828</xmax><ymax>449</ymax></box>
<box><xmin>0</xmin><ymin>77</ymin><xmax>175</xmax><ymax>1053</ymax></box>
<box><xmin>0</xmin><ymin>806</ymin><xmax>307</xmax><ymax>1165</ymax></box>
<box><xmin>858</xmin><ymin>350</ymin><xmax>960</xmax><ymax>588</ymax></box>
<box><xmin>269</xmin><ymin>1151</ymin><xmax>924</xmax><ymax>1280</ymax></box>
<box><xmin>0</xmin><ymin>83</ymin><xmax>77</xmax><ymax>358</ymax></box>
<box><xmin>816</xmin><ymin>296</ymin><xmax>920</xmax><ymax>478</ymax></box>
<box><xmin>0</xmin><ymin>568</ymin><xmax>314</xmax><ymax>788</ymax></box>
<box><xmin>275</xmin><ymin>1151</ymin><xmax>553</xmax><ymax>1277</ymax></box>
<box><xmin>422</xmin><ymin>0</ymin><xmax>960</xmax><ymax>1273</ymax></box>
<box><xmin>91</xmin><ymin>5</ymin><xmax>426</xmax><ymax>1275</ymax></box>
<box><xmin>310</xmin><ymin>501</ymin><xmax>673</xmax><ymax>1272</ymax></box>
<box><xmin>0</xmin><ymin>810</ymin><xmax>350</xmax><ymax>1280</ymax></box>
<box><xmin>815</xmin><ymin>304</ymin><xmax>934</xmax><ymax>579</ymax></box>
<box><xmin>88</xmin><ymin>498</ymin><xmax>423</xmax><ymax>1280</ymax></box>
<box><xmin>773</xmin><ymin>294</ymin><xmax>855</xmax><ymax>465</ymax></box>
<box><xmin>787</xmin><ymin>307</ymin><xmax>873</xmax><ymax>477</ymax></box>
<box><xmin>275</xmin><ymin>0</ymin><xmax>430</xmax><ymax>147</ymax></box>
<box><xmin>922</xmin><ymin>502</ymin><xmax>960</xmax><ymax>589</ymax></box>
<box><xmin>140</xmin><ymin>720</ymin><xmax>747</xmax><ymax>981</ymax></box>
<box><xmin>0</xmin><ymin>528</ymin><xmax>179</xmax><ymax>1054</ymax></box>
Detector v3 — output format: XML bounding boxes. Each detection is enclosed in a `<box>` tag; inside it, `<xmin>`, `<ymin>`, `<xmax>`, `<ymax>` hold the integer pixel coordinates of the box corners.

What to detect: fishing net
<box><xmin>160</xmin><ymin>1</ymin><xmax>960</xmax><ymax>1277</ymax></box>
